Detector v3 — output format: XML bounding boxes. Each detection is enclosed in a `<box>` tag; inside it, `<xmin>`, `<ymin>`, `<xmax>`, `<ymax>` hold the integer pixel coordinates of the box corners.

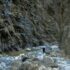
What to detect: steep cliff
<box><xmin>0</xmin><ymin>0</ymin><xmax>70</xmax><ymax>55</ymax></box>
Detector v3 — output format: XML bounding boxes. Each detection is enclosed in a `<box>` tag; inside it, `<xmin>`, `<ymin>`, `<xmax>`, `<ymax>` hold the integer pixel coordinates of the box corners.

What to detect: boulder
<box><xmin>42</xmin><ymin>56</ymin><xmax>58</xmax><ymax>67</ymax></box>
<box><xmin>19</xmin><ymin>61</ymin><xmax>51</xmax><ymax>70</ymax></box>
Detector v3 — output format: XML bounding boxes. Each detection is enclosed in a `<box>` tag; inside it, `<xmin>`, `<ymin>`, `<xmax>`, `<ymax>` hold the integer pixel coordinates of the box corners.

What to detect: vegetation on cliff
<box><xmin>0</xmin><ymin>0</ymin><xmax>70</xmax><ymax>56</ymax></box>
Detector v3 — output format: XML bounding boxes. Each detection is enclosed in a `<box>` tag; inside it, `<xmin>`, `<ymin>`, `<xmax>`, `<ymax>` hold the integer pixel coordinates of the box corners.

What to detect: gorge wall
<box><xmin>0</xmin><ymin>0</ymin><xmax>70</xmax><ymax>55</ymax></box>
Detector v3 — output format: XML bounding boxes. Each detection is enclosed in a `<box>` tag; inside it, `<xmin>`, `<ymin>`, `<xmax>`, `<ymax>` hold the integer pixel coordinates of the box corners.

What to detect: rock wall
<box><xmin>0</xmin><ymin>0</ymin><xmax>70</xmax><ymax>55</ymax></box>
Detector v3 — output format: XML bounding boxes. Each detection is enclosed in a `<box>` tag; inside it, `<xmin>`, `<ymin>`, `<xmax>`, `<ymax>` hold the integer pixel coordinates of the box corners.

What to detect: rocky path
<box><xmin>0</xmin><ymin>45</ymin><xmax>70</xmax><ymax>70</ymax></box>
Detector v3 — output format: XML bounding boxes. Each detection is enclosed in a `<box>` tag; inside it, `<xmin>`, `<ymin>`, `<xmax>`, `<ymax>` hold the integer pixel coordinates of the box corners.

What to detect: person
<box><xmin>43</xmin><ymin>48</ymin><xmax>45</xmax><ymax>53</ymax></box>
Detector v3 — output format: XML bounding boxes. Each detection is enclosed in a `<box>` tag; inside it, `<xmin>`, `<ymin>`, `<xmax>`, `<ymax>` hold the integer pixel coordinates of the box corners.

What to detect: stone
<box><xmin>42</xmin><ymin>56</ymin><xmax>57</xmax><ymax>67</ymax></box>
<box><xmin>18</xmin><ymin>60</ymin><xmax>54</xmax><ymax>70</ymax></box>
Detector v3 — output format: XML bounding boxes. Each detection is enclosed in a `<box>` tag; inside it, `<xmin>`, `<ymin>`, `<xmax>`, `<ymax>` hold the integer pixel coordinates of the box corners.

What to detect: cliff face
<box><xmin>0</xmin><ymin>0</ymin><xmax>70</xmax><ymax>55</ymax></box>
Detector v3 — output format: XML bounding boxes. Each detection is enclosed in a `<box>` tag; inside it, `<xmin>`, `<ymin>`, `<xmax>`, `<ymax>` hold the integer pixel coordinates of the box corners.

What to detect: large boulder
<box><xmin>42</xmin><ymin>56</ymin><xmax>58</xmax><ymax>67</ymax></box>
<box><xmin>18</xmin><ymin>55</ymin><xmax>58</xmax><ymax>70</ymax></box>
<box><xmin>18</xmin><ymin>60</ymin><xmax>54</xmax><ymax>70</ymax></box>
